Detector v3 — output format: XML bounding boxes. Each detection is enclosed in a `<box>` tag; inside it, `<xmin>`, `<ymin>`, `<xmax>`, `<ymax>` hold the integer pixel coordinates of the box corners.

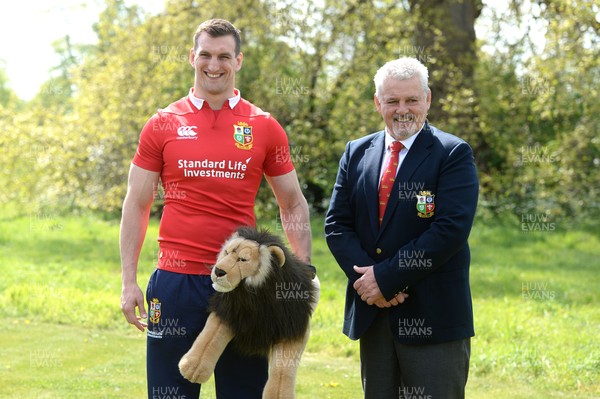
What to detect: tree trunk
<box><xmin>409</xmin><ymin>0</ymin><xmax>486</xmax><ymax>166</ymax></box>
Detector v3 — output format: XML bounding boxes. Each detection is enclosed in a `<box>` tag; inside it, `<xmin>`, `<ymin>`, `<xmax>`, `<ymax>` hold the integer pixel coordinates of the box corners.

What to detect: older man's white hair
<box><xmin>374</xmin><ymin>57</ymin><xmax>429</xmax><ymax>99</ymax></box>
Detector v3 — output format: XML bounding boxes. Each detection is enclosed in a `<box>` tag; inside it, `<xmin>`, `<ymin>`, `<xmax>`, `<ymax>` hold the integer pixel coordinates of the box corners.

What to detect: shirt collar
<box><xmin>384</xmin><ymin>122</ymin><xmax>426</xmax><ymax>152</ymax></box>
<box><xmin>188</xmin><ymin>88</ymin><xmax>241</xmax><ymax>110</ymax></box>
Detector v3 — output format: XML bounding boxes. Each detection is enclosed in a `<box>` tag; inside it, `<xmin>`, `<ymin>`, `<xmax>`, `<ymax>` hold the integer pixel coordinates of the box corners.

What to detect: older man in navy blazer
<box><xmin>325</xmin><ymin>57</ymin><xmax>479</xmax><ymax>399</ymax></box>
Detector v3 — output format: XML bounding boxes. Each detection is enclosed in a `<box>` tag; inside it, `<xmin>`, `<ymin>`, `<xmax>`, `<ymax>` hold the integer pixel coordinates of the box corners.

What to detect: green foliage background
<box><xmin>0</xmin><ymin>0</ymin><xmax>598</xmax><ymax>222</ymax></box>
<box><xmin>0</xmin><ymin>2</ymin><xmax>598</xmax><ymax>396</ymax></box>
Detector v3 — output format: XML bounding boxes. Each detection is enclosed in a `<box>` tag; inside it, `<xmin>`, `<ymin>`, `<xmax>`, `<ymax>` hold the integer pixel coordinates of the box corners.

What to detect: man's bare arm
<box><xmin>265</xmin><ymin>170</ymin><xmax>311</xmax><ymax>264</ymax></box>
<box><xmin>119</xmin><ymin>164</ymin><xmax>160</xmax><ymax>331</ymax></box>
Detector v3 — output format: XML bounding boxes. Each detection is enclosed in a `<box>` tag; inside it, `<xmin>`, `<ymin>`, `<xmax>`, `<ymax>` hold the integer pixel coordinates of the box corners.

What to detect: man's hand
<box><xmin>354</xmin><ymin>265</ymin><xmax>409</xmax><ymax>307</ymax></box>
<box><xmin>121</xmin><ymin>283</ymin><xmax>148</xmax><ymax>332</ymax></box>
<box><xmin>373</xmin><ymin>292</ymin><xmax>410</xmax><ymax>308</ymax></box>
<box><xmin>353</xmin><ymin>265</ymin><xmax>385</xmax><ymax>305</ymax></box>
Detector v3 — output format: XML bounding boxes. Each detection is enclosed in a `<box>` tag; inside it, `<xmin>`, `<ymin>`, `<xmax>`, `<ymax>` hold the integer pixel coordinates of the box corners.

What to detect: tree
<box><xmin>26</xmin><ymin>36</ymin><xmax>90</xmax><ymax>114</ymax></box>
<box><xmin>408</xmin><ymin>0</ymin><xmax>486</xmax><ymax>170</ymax></box>
<box><xmin>474</xmin><ymin>0</ymin><xmax>599</xmax><ymax>220</ymax></box>
<box><xmin>5</xmin><ymin>0</ymin><xmax>596</xmax><ymax>222</ymax></box>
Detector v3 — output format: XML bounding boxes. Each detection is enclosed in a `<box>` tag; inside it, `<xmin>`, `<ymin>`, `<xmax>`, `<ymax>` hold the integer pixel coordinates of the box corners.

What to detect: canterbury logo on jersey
<box><xmin>177</xmin><ymin>125</ymin><xmax>198</xmax><ymax>140</ymax></box>
<box><xmin>177</xmin><ymin>126</ymin><xmax>197</xmax><ymax>136</ymax></box>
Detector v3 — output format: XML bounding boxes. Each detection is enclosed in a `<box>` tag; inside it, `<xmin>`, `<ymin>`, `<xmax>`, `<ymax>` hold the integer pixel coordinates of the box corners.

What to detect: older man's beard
<box><xmin>390</xmin><ymin>114</ymin><xmax>425</xmax><ymax>140</ymax></box>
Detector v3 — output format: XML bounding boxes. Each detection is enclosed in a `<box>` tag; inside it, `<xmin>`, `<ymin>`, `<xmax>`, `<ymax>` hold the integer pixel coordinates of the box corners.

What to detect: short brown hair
<box><xmin>193</xmin><ymin>19</ymin><xmax>241</xmax><ymax>55</ymax></box>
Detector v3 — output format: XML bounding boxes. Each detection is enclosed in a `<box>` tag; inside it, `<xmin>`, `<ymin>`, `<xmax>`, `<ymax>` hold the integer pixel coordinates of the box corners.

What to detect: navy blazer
<box><xmin>325</xmin><ymin>122</ymin><xmax>479</xmax><ymax>344</ymax></box>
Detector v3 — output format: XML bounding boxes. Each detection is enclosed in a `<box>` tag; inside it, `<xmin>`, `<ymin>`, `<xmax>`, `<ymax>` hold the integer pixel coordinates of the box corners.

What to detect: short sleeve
<box><xmin>132</xmin><ymin>113</ymin><xmax>164</xmax><ymax>172</ymax></box>
<box><xmin>263</xmin><ymin>117</ymin><xmax>295</xmax><ymax>177</ymax></box>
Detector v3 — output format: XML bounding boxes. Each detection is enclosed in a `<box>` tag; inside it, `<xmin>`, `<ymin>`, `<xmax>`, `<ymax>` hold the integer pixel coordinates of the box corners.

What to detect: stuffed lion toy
<box><xmin>179</xmin><ymin>227</ymin><xmax>319</xmax><ymax>398</ymax></box>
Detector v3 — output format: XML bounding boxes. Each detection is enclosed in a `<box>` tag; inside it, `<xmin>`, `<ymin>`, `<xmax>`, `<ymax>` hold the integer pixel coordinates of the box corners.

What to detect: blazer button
<box><xmin>376</xmin><ymin>248</ymin><xmax>382</xmax><ymax>254</ymax></box>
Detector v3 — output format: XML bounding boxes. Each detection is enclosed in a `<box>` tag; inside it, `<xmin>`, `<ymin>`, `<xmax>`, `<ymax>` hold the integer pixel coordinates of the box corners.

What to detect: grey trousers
<box><xmin>360</xmin><ymin>310</ymin><xmax>471</xmax><ymax>399</ymax></box>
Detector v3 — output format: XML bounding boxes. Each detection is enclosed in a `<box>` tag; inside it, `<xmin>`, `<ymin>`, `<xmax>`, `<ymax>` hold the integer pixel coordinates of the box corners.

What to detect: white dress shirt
<box><xmin>378</xmin><ymin>126</ymin><xmax>424</xmax><ymax>188</ymax></box>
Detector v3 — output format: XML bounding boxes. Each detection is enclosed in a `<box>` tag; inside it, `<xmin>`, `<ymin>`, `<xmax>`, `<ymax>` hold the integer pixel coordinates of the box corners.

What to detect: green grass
<box><xmin>0</xmin><ymin>213</ymin><xmax>598</xmax><ymax>398</ymax></box>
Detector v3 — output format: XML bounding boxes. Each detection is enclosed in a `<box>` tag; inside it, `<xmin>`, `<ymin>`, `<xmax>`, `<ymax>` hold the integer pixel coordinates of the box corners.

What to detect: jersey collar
<box><xmin>188</xmin><ymin>88</ymin><xmax>241</xmax><ymax>110</ymax></box>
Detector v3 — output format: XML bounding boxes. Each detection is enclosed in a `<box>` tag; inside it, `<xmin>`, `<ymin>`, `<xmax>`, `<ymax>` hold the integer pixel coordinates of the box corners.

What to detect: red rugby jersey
<box><xmin>133</xmin><ymin>91</ymin><xmax>294</xmax><ymax>275</ymax></box>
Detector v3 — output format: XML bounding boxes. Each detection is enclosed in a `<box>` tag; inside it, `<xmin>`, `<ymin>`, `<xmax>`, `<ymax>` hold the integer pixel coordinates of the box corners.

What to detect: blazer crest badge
<box><xmin>416</xmin><ymin>191</ymin><xmax>435</xmax><ymax>218</ymax></box>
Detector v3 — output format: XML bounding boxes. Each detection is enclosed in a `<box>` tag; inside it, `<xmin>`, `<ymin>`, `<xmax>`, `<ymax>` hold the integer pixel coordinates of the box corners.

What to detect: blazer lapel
<box><xmin>363</xmin><ymin>132</ymin><xmax>385</xmax><ymax>235</ymax></box>
<box><xmin>378</xmin><ymin>124</ymin><xmax>434</xmax><ymax>233</ymax></box>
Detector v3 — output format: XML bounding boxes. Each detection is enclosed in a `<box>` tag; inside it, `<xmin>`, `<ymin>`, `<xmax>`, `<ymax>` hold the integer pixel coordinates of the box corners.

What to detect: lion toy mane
<box><xmin>179</xmin><ymin>227</ymin><xmax>319</xmax><ymax>398</ymax></box>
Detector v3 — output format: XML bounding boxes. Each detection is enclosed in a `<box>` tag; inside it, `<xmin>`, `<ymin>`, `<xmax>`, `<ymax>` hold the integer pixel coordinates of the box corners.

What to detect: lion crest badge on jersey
<box><xmin>149</xmin><ymin>298</ymin><xmax>161</xmax><ymax>324</ymax></box>
<box><xmin>416</xmin><ymin>191</ymin><xmax>435</xmax><ymax>218</ymax></box>
<box><xmin>233</xmin><ymin>122</ymin><xmax>253</xmax><ymax>150</ymax></box>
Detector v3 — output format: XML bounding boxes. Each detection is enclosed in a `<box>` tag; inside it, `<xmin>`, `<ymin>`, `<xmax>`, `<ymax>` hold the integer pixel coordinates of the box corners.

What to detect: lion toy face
<box><xmin>211</xmin><ymin>233</ymin><xmax>285</xmax><ymax>293</ymax></box>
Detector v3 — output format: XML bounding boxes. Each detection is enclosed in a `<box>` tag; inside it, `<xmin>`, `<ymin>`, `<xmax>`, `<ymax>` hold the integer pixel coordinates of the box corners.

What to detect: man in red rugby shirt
<box><xmin>119</xmin><ymin>19</ymin><xmax>311</xmax><ymax>399</ymax></box>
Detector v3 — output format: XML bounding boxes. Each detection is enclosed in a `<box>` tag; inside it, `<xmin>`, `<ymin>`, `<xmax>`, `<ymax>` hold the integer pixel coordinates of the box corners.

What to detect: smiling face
<box><xmin>374</xmin><ymin>75</ymin><xmax>431</xmax><ymax>141</ymax></box>
<box><xmin>189</xmin><ymin>32</ymin><xmax>243</xmax><ymax>101</ymax></box>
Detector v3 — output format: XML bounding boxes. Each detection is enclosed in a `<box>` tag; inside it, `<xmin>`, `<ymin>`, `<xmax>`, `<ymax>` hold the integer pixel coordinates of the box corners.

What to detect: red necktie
<box><xmin>378</xmin><ymin>141</ymin><xmax>403</xmax><ymax>224</ymax></box>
